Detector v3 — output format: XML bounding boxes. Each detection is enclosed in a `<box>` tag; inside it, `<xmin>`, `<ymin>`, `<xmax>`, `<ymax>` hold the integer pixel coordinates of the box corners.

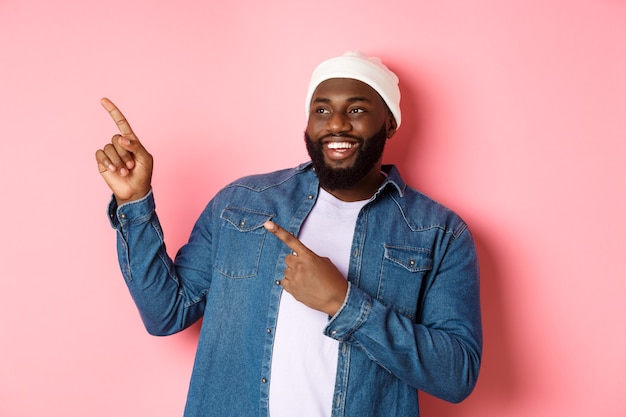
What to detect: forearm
<box><xmin>110</xmin><ymin>192</ymin><xmax>208</xmax><ymax>335</ymax></box>
<box><xmin>324</xmin><ymin>232</ymin><xmax>482</xmax><ymax>402</ymax></box>
<box><xmin>326</xmin><ymin>285</ymin><xmax>480</xmax><ymax>402</ymax></box>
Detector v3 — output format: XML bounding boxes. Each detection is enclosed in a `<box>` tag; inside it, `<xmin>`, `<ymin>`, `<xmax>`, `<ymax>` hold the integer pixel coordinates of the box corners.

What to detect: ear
<box><xmin>386</xmin><ymin>114</ymin><xmax>398</xmax><ymax>139</ymax></box>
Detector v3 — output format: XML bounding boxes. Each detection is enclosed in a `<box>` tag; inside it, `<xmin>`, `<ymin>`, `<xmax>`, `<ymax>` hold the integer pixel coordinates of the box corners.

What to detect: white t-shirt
<box><xmin>269</xmin><ymin>189</ymin><xmax>369</xmax><ymax>417</ymax></box>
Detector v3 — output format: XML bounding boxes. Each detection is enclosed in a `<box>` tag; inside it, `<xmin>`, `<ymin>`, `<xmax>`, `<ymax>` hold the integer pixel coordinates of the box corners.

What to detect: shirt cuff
<box><xmin>107</xmin><ymin>190</ymin><xmax>155</xmax><ymax>229</ymax></box>
<box><xmin>324</xmin><ymin>282</ymin><xmax>372</xmax><ymax>341</ymax></box>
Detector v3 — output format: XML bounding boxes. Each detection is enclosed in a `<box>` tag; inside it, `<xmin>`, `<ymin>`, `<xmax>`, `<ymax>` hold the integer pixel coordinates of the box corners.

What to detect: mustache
<box><xmin>319</xmin><ymin>133</ymin><xmax>363</xmax><ymax>142</ymax></box>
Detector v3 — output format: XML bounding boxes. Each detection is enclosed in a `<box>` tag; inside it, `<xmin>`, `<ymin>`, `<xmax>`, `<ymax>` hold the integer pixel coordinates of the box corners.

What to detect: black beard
<box><xmin>305</xmin><ymin>123</ymin><xmax>388</xmax><ymax>190</ymax></box>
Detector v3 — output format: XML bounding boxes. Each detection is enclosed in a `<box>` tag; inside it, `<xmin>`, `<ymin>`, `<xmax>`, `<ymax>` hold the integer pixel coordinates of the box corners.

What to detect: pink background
<box><xmin>1</xmin><ymin>0</ymin><xmax>625</xmax><ymax>416</ymax></box>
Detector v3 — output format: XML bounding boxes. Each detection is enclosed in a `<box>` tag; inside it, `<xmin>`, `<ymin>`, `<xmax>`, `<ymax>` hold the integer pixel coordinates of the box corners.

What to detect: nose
<box><xmin>326</xmin><ymin>111</ymin><xmax>351</xmax><ymax>134</ymax></box>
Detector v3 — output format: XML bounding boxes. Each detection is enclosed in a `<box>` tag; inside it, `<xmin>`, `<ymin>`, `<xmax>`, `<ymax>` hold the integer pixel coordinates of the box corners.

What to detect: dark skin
<box><xmin>95</xmin><ymin>98</ymin><xmax>153</xmax><ymax>206</ymax></box>
<box><xmin>95</xmin><ymin>78</ymin><xmax>397</xmax><ymax>317</ymax></box>
<box><xmin>305</xmin><ymin>78</ymin><xmax>397</xmax><ymax>202</ymax></box>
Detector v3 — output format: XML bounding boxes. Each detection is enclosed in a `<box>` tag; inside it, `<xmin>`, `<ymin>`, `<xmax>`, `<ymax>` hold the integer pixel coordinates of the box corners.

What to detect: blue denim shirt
<box><xmin>108</xmin><ymin>162</ymin><xmax>481</xmax><ymax>417</ymax></box>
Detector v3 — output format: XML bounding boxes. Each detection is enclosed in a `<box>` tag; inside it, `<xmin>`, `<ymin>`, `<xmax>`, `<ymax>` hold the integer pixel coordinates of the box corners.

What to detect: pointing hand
<box><xmin>264</xmin><ymin>220</ymin><xmax>348</xmax><ymax>316</ymax></box>
<box><xmin>95</xmin><ymin>98</ymin><xmax>153</xmax><ymax>204</ymax></box>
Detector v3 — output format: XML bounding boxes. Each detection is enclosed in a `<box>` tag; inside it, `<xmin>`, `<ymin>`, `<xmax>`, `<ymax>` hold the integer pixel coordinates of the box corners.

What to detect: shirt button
<box><xmin>275</xmin><ymin>280</ymin><xmax>281</xmax><ymax>285</ymax></box>
<box><xmin>261</xmin><ymin>378</ymin><xmax>267</xmax><ymax>383</ymax></box>
<box><xmin>409</xmin><ymin>259</ymin><xmax>415</xmax><ymax>266</ymax></box>
<box><xmin>266</xmin><ymin>328</ymin><xmax>271</xmax><ymax>334</ymax></box>
<box><xmin>120</xmin><ymin>214</ymin><xmax>126</xmax><ymax>219</ymax></box>
<box><xmin>239</xmin><ymin>220</ymin><xmax>246</xmax><ymax>227</ymax></box>
<box><xmin>308</xmin><ymin>195</ymin><xmax>313</xmax><ymax>199</ymax></box>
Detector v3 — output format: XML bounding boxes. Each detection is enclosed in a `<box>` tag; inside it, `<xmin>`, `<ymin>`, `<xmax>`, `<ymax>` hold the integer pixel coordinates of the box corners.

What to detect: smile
<box><xmin>326</xmin><ymin>142</ymin><xmax>355</xmax><ymax>150</ymax></box>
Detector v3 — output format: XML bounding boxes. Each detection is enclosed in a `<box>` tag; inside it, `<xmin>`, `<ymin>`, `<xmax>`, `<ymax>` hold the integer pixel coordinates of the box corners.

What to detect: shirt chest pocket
<box><xmin>214</xmin><ymin>207</ymin><xmax>273</xmax><ymax>279</ymax></box>
<box><xmin>378</xmin><ymin>245</ymin><xmax>433</xmax><ymax>319</ymax></box>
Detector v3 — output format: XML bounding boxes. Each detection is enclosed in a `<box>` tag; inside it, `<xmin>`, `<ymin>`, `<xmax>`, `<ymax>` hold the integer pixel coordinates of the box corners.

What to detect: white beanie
<box><xmin>305</xmin><ymin>50</ymin><xmax>401</xmax><ymax>128</ymax></box>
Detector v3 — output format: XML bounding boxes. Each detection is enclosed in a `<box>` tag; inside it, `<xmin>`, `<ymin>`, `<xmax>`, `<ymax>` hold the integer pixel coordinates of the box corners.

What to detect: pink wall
<box><xmin>1</xmin><ymin>0</ymin><xmax>624</xmax><ymax>415</ymax></box>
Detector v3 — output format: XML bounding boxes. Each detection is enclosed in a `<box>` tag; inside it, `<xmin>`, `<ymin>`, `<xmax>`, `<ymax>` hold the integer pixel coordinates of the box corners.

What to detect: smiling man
<box><xmin>95</xmin><ymin>51</ymin><xmax>482</xmax><ymax>417</ymax></box>
<box><xmin>305</xmin><ymin>77</ymin><xmax>395</xmax><ymax>201</ymax></box>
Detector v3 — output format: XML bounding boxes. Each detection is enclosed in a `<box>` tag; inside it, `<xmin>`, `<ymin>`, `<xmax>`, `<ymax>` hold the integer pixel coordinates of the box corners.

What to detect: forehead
<box><xmin>311</xmin><ymin>78</ymin><xmax>386</xmax><ymax>106</ymax></box>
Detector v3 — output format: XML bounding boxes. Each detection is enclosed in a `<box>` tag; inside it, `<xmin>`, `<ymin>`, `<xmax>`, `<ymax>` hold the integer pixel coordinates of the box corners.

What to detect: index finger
<box><xmin>264</xmin><ymin>221</ymin><xmax>311</xmax><ymax>255</ymax></box>
<box><xmin>100</xmin><ymin>97</ymin><xmax>137</xmax><ymax>138</ymax></box>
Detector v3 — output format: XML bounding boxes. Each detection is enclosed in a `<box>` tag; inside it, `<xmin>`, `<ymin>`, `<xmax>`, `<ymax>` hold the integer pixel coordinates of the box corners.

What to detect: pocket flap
<box><xmin>384</xmin><ymin>245</ymin><xmax>433</xmax><ymax>272</ymax></box>
<box><xmin>221</xmin><ymin>206</ymin><xmax>273</xmax><ymax>232</ymax></box>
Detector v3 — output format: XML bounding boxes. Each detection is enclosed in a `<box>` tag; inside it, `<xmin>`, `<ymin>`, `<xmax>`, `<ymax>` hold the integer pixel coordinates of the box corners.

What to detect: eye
<box><xmin>349</xmin><ymin>107</ymin><xmax>366</xmax><ymax>114</ymax></box>
<box><xmin>314</xmin><ymin>107</ymin><xmax>330</xmax><ymax>114</ymax></box>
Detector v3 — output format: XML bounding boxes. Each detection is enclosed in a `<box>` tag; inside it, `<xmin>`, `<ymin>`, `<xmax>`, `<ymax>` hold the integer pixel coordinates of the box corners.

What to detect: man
<box><xmin>95</xmin><ymin>51</ymin><xmax>482</xmax><ymax>417</ymax></box>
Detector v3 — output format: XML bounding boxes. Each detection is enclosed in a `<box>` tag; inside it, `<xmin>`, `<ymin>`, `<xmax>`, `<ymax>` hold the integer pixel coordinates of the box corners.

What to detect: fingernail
<box><xmin>264</xmin><ymin>221</ymin><xmax>275</xmax><ymax>231</ymax></box>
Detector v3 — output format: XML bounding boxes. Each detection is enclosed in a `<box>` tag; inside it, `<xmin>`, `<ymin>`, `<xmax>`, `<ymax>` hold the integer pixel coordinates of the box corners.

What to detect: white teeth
<box><xmin>327</xmin><ymin>142</ymin><xmax>354</xmax><ymax>150</ymax></box>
